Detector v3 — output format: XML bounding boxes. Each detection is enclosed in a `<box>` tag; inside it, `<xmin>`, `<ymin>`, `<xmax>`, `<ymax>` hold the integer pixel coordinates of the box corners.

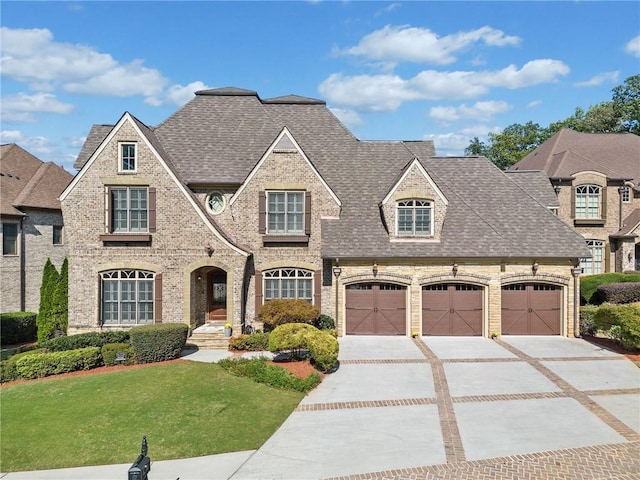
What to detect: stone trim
<box><xmin>500</xmin><ymin>272</ymin><xmax>570</xmax><ymax>285</ymax></box>
<box><xmin>342</xmin><ymin>273</ymin><xmax>413</xmax><ymax>285</ymax></box>
<box><xmin>418</xmin><ymin>273</ymin><xmax>491</xmax><ymax>286</ymax></box>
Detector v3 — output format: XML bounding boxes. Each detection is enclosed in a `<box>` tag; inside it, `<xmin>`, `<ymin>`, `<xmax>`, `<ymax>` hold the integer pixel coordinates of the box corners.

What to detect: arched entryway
<box><xmin>345</xmin><ymin>282</ymin><xmax>406</xmax><ymax>335</ymax></box>
<box><xmin>192</xmin><ymin>266</ymin><xmax>228</xmax><ymax>325</ymax></box>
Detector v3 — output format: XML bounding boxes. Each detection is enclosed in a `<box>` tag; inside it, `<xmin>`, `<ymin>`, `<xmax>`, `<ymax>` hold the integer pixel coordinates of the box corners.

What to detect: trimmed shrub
<box><xmin>101</xmin><ymin>343</ymin><xmax>136</xmax><ymax>366</ymax></box>
<box><xmin>268</xmin><ymin>323</ymin><xmax>317</xmax><ymax>360</ymax></box>
<box><xmin>130</xmin><ymin>323</ymin><xmax>188</xmax><ymax>364</ymax></box>
<box><xmin>51</xmin><ymin>257</ymin><xmax>69</xmax><ymax>335</ymax></box>
<box><xmin>259</xmin><ymin>299</ymin><xmax>320</xmax><ymax>331</ymax></box>
<box><xmin>591</xmin><ymin>282</ymin><xmax>640</xmax><ymax>305</ymax></box>
<box><xmin>593</xmin><ymin>303</ymin><xmax>640</xmax><ymax>351</ymax></box>
<box><xmin>40</xmin><ymin>331</ymin><xmax>130</xmax><ymax>352</ymax></box>
<box><xmin>0</xmin><ymin>349</ymin><xmax>47</xmax><ymax>383</ymax></box>
<box><xmin>36</xmin><ymin>258</ymin><xmax>60</xmax><ymax>343</ymax></box>
<box><xmin>307</xmin><ymin>330</ymin><xmax>339</xmax><ymax>372</ymax></box>
<box><xmin>14</xmin><ymin>347</ymin><xmax>101</xmax><ymax>380</ymax></box>
<box><xmin>314</xmin><ymin>314</ymin><xmax>335</xmax><ymax>331</ymax></box>
<box><xmin>580</xmin><ymin>273</ymin><xmax>640</xmax><ymax>304</ymax></box>
<box><xmin>0</xmin><ymin>312</ymin><xmax>37</xmax><ymax>345</ymax></box>
<box><xmin>580</xmin><ymin>305</ymin><xmax>599</xmax><ymax>336</ymax></box>
<box><xmin>218</xmin><ymin>357</ymin><xmax>321</xmax><ymax>393</ymax></box>
<box><xmin>228</xmin><ymin>332</ymin><xmax>270</xmax><ymax>351</ymax></box>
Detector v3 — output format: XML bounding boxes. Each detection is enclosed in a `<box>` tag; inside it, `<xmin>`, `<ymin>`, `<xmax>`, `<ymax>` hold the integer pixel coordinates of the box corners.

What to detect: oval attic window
<box><xmin>206</xmin><ymin>192</ymin><xmax>225</xmax><ymax>214</ymax></box>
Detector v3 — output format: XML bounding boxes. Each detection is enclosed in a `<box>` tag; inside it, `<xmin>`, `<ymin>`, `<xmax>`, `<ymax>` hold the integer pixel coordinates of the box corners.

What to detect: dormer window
<box><xmin>397</xmin><ymin>199</ymin><xmax>432</xmax><ymax>236</ymax></box>
<box><xmin>120</xmin><ymin>143</ymin><xmax>137</xmax><ymax>172</ymax></box>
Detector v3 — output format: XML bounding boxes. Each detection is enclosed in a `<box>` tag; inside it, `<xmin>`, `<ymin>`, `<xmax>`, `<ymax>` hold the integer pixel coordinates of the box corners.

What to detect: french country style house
<box><xmin>1</xmin><ymin>144</ymin><xmax>73</xmax><ymax>313</ymax></box>
<box><xmin>511</xmin><ymin>129</ymin><xmax>640</xmax><ymax>274</ymax></box>
<box><xmin>62</xmin><ymin>87</ymin><xmax>590</xmax><ymax>340</ymax></box>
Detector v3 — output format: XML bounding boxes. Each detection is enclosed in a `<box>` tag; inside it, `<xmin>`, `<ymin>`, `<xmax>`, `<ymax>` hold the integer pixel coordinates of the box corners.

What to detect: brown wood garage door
<box><xmin>501</xmin><ymin>283</ymin><xmax>561</xmax><ymax>335</ymax></box>
<box><xmin>346</xmin><ymin>283</ymin><xmax>406</xmax><ymax>335</ymax></box>
<box><xmin>422</xmin><ymin>283</ymin><xmax>483</xmax><ymax>335</ymax></box>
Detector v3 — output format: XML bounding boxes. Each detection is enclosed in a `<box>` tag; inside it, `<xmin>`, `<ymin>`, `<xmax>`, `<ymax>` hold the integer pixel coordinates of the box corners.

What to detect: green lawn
<box><xmin>580</xmin><ymin>272</ymin><xmax>640</xmax><ymax>304</ymax></box>
<box><xmin>1</xmin><ymin>361</ymin><xmax>305</xmax><ymax>472</ymax></box>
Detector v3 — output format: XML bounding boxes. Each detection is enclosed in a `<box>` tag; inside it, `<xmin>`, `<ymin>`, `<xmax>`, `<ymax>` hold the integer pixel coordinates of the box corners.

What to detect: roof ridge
<box><xmin>12</xmin><ymin>161</ymin><xmax>49</xmax><ymax>206</ymax></box>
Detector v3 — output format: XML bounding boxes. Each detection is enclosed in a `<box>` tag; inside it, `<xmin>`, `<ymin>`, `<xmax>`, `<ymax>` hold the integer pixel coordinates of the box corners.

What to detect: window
<box><xmin>120</xmin><ymin>143</ymin><xmax>137</xmax><ymax>172</ymax></box>
<box><xmin>621</xmin><ymin>186</ymin><xmax>631</xmax><ymax>203</ymax></box>
<box><xmin>101</xmin><ymin>270</ymin><xmax>154</xmax><ymax>325</ymax></box>
<box><xmin>53</xmin><ymin>225</ymin><xmax>63</xmax><ymax>245</ymax></box>
<box><xmin>575</xmin><ymin>185</ymin><xmax>601</xmax><ymax>219</ymax></box>
<box><xmin>264</xmin><ymin>268</ymin><xmax>313</xmax><ymax>303</ymax></box>
<box><xmin>397</xmin><ymin>199</ymin><xmax>432</xmax><ymax>236</ymax></box>
<box><xmin>206</xmin><ymin>191</ymin><xmax>225</xmax><ymax>215</ymax></box>
<box><xmin>267</xmin><ymin>191</ymin><xmax>304</xmax><ymax>234</ymax></box>
<box><xmin>580</xmin><ymin>240</ymin><xmax>604</xmax><ymax>274</ymax></box>
<box><xmin>2</xmin><ymin>223</ymin><xmax>18</xmax><ymax>255</ymax></box>
<box><xmin>111</xmin><ymin>187</ymin><xmax>148</xmax><ymax>232</ymax></box>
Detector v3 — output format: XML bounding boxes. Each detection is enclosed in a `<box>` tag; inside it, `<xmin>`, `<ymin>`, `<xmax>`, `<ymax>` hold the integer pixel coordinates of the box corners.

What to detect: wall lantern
<box><xmin>332</xmin><ymin>263</ymin><xmax>342</xmax><ymax>279</ymax></box>
<box><xmin>372</xmin><ymin>262</ymin><xmax>378</xmax><ymax>277</ymax></box>
<box><xmin>204</xmin><ymin>242</ymin><xmax>214</xmax><ymax>257</ymax></box>
<box><xmin>554</xmin><ymin>185</ymin><xmax>561</xmax><ymax>195</ymax></box>
<box><xmin>532</xmin><ymin>262</ymin><xmax>539</xmax><ymax>274</ymax></box>
<box><xmin>452</xmin><ymin>263</ymin><xmax>458</xmax><ymax>276</ymax></box>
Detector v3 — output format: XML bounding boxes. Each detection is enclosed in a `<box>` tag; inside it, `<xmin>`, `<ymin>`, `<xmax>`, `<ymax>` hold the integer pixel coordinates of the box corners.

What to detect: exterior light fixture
<box><xmin>532</xmin><ymin>262</ymin><xmax>539</xmax><ymax>274</ymax></box>
<box><xmin>204</xmin><ymin>242</ymin><xmax>214</xmax><ymax>257</ymax></box>
<box><xmin>372</xmin><ymin>262</ymin><xmax>378</xmax><ymax>276</ymax></box>
<box><xmin>333</xmin><ymin>259</ymin><xmax>341</xmax><ymax>335</ymax></box>
<box><xmin>554</xmin><ymin>185</ymin><xmax>561</xmax><ymax>195</ymax></box>
<box><xmin>452</xmin><ymin>263</ymin><xmax>458</xmax><ymax>275</ymax></box>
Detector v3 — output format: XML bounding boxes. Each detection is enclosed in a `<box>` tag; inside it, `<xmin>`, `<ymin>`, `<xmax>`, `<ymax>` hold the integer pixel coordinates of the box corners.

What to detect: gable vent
<box><xmin>273</xmin><ymin>135</ymin><xmax>297</xmax><ymax>153</ymax></box>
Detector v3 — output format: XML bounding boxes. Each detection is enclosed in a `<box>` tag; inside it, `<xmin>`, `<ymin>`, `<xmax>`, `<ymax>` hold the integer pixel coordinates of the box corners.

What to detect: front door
<box><xmin>207</xmin><ymin>270</ymin><xmax>227</xmax><ymax>322</ymax></box>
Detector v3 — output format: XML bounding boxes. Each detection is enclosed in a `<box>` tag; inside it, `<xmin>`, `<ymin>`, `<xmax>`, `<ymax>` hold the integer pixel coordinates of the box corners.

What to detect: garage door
<box><xmin>422</xmin><ymin>283</ymin><xmax>483</xmax><ymax>335</ymax></box>
<box><xmin>345</xmin><ymin>283</ymin><xmax>406</xmax><ymax>335</ymax></box>
<box><xmin>501</xmin><ymin>283</ymin><xmax>561</xmax><ymax>335</ymax></box>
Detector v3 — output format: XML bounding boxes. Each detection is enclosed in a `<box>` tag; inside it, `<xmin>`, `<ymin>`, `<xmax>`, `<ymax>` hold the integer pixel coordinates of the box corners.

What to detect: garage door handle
<box><xmin>528</xmin><ymin>308</ymin><xmax>533</xmax><ymax>313</ymax></box>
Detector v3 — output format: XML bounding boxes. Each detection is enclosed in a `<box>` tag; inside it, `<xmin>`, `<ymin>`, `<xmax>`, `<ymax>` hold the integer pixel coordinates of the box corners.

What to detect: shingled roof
<box><xmin>1</xmin><ymin>144</ymin><xmax>73</xmax><ymax>216</ymax></box>
<box><xmin>74</xmin><ymin>87</ymin><xmax>589</xmax><ymax>260</ymax></box>
<box><xmin>511</xmin><ymin>129</ymin><xmax>640</xmax><ymax>185</ymax></box>
<box><xmin>505</xmin><ymin>170</ymin><xmax>559</xmax><ymax>209</ymax></box>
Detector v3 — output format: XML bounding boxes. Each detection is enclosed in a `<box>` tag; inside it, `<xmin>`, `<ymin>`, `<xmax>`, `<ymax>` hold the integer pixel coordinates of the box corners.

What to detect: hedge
<box><xmin>228</xmin><ymin>332</ymin><xmax>270</xmax><ymax>351</ymax></box>
<box><xmin>101</xmin><ymin>343</ymin><xmax>136</xmax><ymax>366</ymax></box>
<box><xmin>0</xmin><ymin>349</ymin><xmax>47</xmax><ymax>383</ymax></box>
<box><xmin>580</xmin><ymin>273</ymin><xmax>640</xmax><ymax>304</ymax></box>
<box><xmin>591</xmin><ymin>282</ymin><xmax>640</xmax><ymax>305</ymax></box>
<box><xmin>0</xmin><ymin>312</ymin><xmax>37</xmax><ymax>345</ymax></box>
<box><xmin>39</xmin><ymin>331</ymin><xmax>130</xmax><ymax>352</ymax></box>
<box><xmin>130</xmin><ymin>323</ymin><xmax>188</xmax><ymax>364</ymax></box>
<box><xmin>268</xmin><ymin>323</ymin><xmax>339</xmax><ymax>372</ymax></box>
<box><xmin>593</xmin><ymin>303</ymin><xmax>640</xmax><ymax>351</ymax></box>
<box><xmin>259</xmin><ymin>299</ymin><xmax>320</xmax><ymax>330</ymax></box>
<box><xmin>218</xmin><ymin>357</ymin><xmax>321</xmax><ymax>393</ymax></box>
<box><xmin>14</xmin><ymin>347</ymin><xmax>102</xmax><ymax>380</ymax></box>
<box><xmin>307</xmin><ymin>330</ymin><xmax>339</xmax><ymax>372</ymax></box>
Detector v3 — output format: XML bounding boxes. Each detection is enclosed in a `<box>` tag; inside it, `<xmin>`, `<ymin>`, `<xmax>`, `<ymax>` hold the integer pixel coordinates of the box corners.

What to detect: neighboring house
<box><xmin>511</xmin><ymin>129</ymin><xmax>640</xmax><ymax>274</ymax></box>
<box><xmin>0</xmin><ymin>144</ymin><xmax>73</xmax><ymax>313</ymax></box>
<box><xmin>62</xmin><ymin>87</ymin><xmax>588</xmax><ymax>339</ymax></box>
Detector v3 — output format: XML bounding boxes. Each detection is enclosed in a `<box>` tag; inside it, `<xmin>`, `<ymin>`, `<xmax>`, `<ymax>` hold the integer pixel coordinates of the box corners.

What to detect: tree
<box><xmin>612</xmin><ymin>74</ymin><xmax>640</xmax><ymax>134</ymax></box>
<box><xmin>36</xmin><ymin>258</ymin><xmax>60</xmax><ymax>342</ymax></box>
<box><xmin>464</xmin><ymin>137</ymin><xmax>488</xmax><ymax>156</ymax></box>
<box><xmin>484</xmin><ymin>121</ymin><xmax>544</xmax><ymax>170</ymax></box>
<box><xmin>51</xmin><ymin>257</ymin><xmax>68</xmax><ymax>336</ymax></box>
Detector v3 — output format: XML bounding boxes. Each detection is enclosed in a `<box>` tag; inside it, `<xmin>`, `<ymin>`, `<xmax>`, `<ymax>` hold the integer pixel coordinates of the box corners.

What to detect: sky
<box><xmin>1</xmin><ymin>1</ymin><xmax>639</xmax><ymax>173</ymax></box>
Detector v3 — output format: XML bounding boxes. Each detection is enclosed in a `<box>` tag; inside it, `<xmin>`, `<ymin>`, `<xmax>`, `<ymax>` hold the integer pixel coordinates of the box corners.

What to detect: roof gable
<box><xmin>382</xmin><ymin>158</ymin><xmax>448</xmax><ymax>206</ymax></box>
<box><xmin>230</xmin><ymin>127</ymin><xmax>341</xmax><ymax>207</ymax></box>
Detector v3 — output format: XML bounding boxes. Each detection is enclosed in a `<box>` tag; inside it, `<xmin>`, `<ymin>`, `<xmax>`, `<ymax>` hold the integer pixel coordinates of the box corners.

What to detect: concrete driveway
<box><xmin>3</xmin><ymin>336</ymin><xmax>639</xmax><ymax>480</ymax></box>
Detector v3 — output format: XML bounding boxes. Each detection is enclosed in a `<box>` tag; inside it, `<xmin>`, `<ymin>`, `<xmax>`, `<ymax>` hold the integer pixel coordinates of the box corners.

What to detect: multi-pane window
<box><xmin>101</xmin><ymin>270</ymin><xmax>154</xmax><ymax>325</ymax></box>
<box><xmin>2</xmin><ymin>223</ymin><xmax>18</xmax><ymax>255</ymax></box>
<box><xmin>111</xmin><ymin>187</ymin><xmax>148</xmax><ymax>232</ymax></box>
<box><xmin>120</xmin><ymin>143</ymin><xmax>136</xmax><ymax>171</ymax></box>
<box><xmin>264</xmin><ymin>268</ymin><xmax>313</xmax><ymax>303</ymax></box>
<box><xmin>580</xmin><ymin>240</ymin><xmax>604</xmax><ymax>275</ymax></box>
<box><xmin>575</xmin><ymin>185</ymin><xmax>601</xmax><ymax>219</ymax></box>
<box><xmin>267</xmin><ymin>192</ymin><xmax>304</xmax><ymax>234</ymax></box>
<box><xmin>621</xmin><ymin>186</ymin><xmax>631</xmax><ymax>203</ymax></box>
<box><xmin>397</xmin><ymin>199</ymin><xmax>432</xmax><ymax>236</ymax></box>
<box><xmin>53</xmin><ymin>225</ymin><xmax>63</xmax><ymax>245</ymax></box>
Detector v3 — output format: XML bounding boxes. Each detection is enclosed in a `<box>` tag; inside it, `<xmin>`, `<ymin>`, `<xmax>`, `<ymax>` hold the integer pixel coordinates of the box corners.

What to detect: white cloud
<box><xmin>338</xmin><ymin>25</ymin><xmax>520</xmax><ymax>66</ymax></box>
<box><xmin>374</xmin><ymin>3</ymin><xmax>401</xmax><ymax>17</ymax></box>
<box><xmin>319</xmin><ymin>60</ymin><xmax>569</xmax><ymax>111</ymax></box>
<box><xmin>574</xmin><ymin>71</ymin><xmax>619</xmax><ymax>87</ymax></box>
<box><xmin>1</xmin><ymin>92</ymin><xmax>74</xmax><ymax>122</ymax></box>
<box><xmin>329</xmin><ymin>107</ymin><xmax>363</xmax><ymax>128</ymax></box>
<box><xmin>527</xmin><ymin>100</ymin><xmax>542</xmax><ymax>108</ymax></box>
<box><xmin>0</xmin><ymin>130</ymin><xmax>24</xmax><ymax>143</ymax></box>
<box><xmin>429</xmin><ymin>100</ymin><xmax>511</xmax><ymax>125</ymax></box>
<box><xmin>0</xmin><ymin>26</ymin><xmax>168</xmax><ymax>101</ymax></box>
<box><xmin>625</xmin><ymin>35</ymin><xmax>640</xmax><ymax>57</ymax></box>
<box><xmin>146</xmin><ymin>81</ymin><xmax>211</xmax><ymax>107</ymax></box>
<box><xmin>424</xmin><ymin>132</ymin><xmax>473</xmax><ymax>156</ymax></box>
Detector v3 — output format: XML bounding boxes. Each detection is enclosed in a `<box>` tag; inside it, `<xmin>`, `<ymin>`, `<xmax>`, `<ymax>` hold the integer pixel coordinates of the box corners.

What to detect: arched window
<box><xmin>397</xmin><ymin>199</ymin><xmax>433</xmax><ymax>236</ymax></box>
<box><xmin>264</xmin><ymin>268</ymin><xmax>313</xmax><ymax>303</ymax></box>
<box><xmin>101</xmin><ymin>270</ymin><xmax>154</xmax><ymax>324</ymax></box>
<box><xmin>575</xmin><ymin>185</ymin><xmax>601</xmax><ymax>219</ymax></box>
<box><xmin>580</xmin><ymin>240</ymin><xmax>604</xmax><ymax>274</ymax></box>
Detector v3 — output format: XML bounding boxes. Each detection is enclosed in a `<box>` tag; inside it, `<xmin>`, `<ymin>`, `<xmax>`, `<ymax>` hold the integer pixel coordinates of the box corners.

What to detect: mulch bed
<box><xmin>582</xmin><ymin>335</ymin><xmax>640</xmax><ymax>363</ymax></box>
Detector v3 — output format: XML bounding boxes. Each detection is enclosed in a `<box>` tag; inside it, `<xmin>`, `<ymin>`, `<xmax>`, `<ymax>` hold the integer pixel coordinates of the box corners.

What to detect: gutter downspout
<box><xmin>571</xmin><ymin>266</ymin><xmax>582</xmax><ymax>337</ymax></box>
<box><xmin>19</xmin><ymin>216</ymin><xmax>26</xmax><ymax>311</ymax></box>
